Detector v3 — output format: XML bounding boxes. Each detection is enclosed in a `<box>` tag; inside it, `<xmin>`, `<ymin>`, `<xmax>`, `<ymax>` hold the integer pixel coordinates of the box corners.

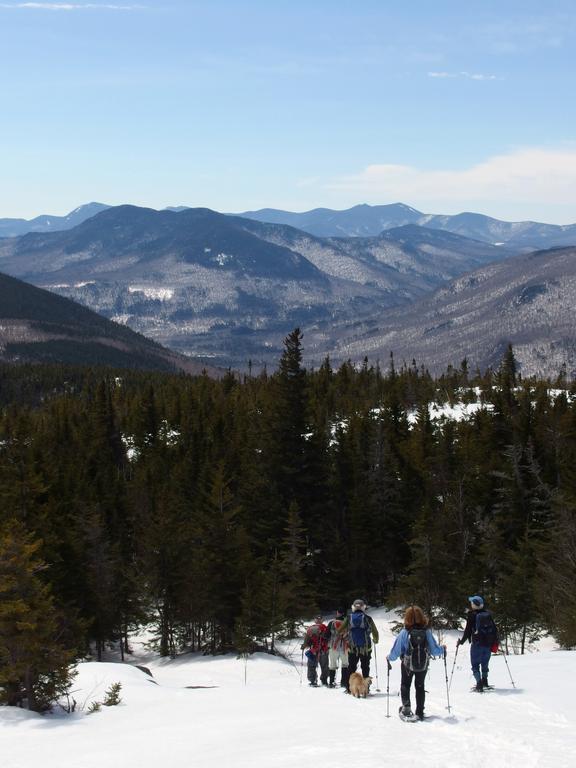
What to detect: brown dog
<box><xmin>348</xmin><ymin>672</ymin><xmax>372</xmax><ymax>698</ymax></box>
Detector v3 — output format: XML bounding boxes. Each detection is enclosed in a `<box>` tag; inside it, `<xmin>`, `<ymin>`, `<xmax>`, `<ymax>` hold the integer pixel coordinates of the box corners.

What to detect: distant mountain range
<box><xmin>1</xmin><ymin>202</ymin><xmax>575</xmax><ymax>376</ymax></box>
<box><xmin>0</xmin><ymin>270</ymin><xmax>219</xmax><ymax>374</ymax></box>
<box><xmin>238</xmin><ymin>203</ymin><xmax>576</xmax><ymax>250</ymax></box>
<box><xmin>0</xmin><ymin>205</ymin><xmax>519</xmax><ymax>367</ymax></box>
<box><xmin>3</xmin><ymin>201</ymin><xmax>576</xmax><ymax>251</ymax></box>
<box><xmin>0</xmin><ymin>203</ymin><xmax>110</xmax><ymax>239</ymax></box>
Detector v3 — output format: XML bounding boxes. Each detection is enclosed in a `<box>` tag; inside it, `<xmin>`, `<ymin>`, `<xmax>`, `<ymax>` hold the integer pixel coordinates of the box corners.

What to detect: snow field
<box><xmin>1</xmin><ymin>608</ymin><xmax>575</xmax><ymax>768</ymax></box>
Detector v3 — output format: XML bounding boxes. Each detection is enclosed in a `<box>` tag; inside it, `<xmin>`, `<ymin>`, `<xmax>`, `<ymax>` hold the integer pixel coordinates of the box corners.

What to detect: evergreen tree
<box><xmin>0</xmin><ymin>521</ymin><xmax>76</xmax><ymax>711</ymax></box>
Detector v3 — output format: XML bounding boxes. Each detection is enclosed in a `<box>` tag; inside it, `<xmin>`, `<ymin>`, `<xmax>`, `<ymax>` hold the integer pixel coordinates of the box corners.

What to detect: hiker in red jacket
<box><xmin>301</xmin><ymin>615</ymin><xmax>329</xmax><ymax>687</ymax></box>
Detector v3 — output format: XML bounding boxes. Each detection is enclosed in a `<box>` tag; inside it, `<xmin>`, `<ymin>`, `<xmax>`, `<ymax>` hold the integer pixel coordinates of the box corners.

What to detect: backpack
<box><xmin>475</xmin><ymin>610</ymin><xmax>498</xmax><ymax>647</ymax></box>
<box><xmin>349</xmin><ymin>612</ymin><xmax>370</xmax><ymax>648</ymax></box>
<box><xmin>328</xmin><ymin>619</ymin><xmax>345</xmax><ymax>649</ymax></box>
<box><xmin>306</xmin><ymin>624</ymin><xmax>327</xmax><ymax>654</ymax></box>
<box><xmin>404</xmin><ymin>628</ymin><xmax>429</xmax><ymax>672</ymax></box>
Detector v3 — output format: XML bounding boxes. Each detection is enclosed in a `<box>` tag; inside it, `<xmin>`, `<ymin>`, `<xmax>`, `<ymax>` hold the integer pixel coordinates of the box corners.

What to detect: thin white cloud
<box><xmin>0</xmin><ymin>2</ymin><xmax>141</xmax><ymax>9</ymax></box>
<box><xmin>324</xmin><ymin>148</ymin><xmax>576</xmax><ymax>212</ymax></box>
<box><xmin>428</xmin><ymin>71</ymin><xmax>500</xmax><ymax>81</ymax></box>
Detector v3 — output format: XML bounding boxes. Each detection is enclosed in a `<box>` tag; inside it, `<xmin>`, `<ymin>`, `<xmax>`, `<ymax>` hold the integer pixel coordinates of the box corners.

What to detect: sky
<box><xmin>1</xmin><ymin>0</ymin><xmax>576</xmax><ymax>223</ymax></box>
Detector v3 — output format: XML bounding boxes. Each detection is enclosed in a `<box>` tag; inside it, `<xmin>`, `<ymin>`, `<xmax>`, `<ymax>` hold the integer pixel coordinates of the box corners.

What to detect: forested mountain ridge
<box><xmin>0</xmin><ymin>271</ymin><xmax>220</xmax><ymax>374</ymax></box>
<box><xmin>327</xmin><ymin>245</ymin><xmax>576</xmax><ymax>379</ymax></box>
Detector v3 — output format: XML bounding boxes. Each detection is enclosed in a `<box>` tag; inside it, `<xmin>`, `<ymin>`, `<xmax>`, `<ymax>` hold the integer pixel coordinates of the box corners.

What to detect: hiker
<box><xmin>301</xmin><ymin>615</ymin><xmax>329</xmax><ymax>687</ymax></box>
<box><xmin>457</xmin><ymin>594</ymin><xmax>499</xmax><ymax>691</ymax></box>
<box><xmin>387</xmin><ymin>605</ymin><xmax>445</xmax><ymax>721</ymax></box>
<box><xmin>325</xmin><ymin>608</ymin><xmax>349</xmax><ymax>688</ymax></box>
<box><xmin>338</xmin><ymin>598</ymin><xmax>379</xmax><ymax>689</ymax></box>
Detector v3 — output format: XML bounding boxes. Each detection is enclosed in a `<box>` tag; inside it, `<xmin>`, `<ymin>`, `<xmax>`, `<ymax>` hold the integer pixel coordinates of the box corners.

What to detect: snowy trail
<box><xmin>2</xmin><ymin>610</ymin><xmax>575</xmax><ymax>768</ymax></box>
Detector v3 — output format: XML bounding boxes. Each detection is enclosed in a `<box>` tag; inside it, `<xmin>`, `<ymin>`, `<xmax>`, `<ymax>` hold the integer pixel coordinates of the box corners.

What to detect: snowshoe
<box><xmin>398</xmin><ymin>705</ymin><xmax>418</xmax><ymax>722</ymax></box>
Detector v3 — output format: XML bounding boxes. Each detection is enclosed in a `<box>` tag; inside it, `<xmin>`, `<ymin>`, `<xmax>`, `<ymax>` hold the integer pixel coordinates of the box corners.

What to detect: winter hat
<box><xmin>352</xmin><ymin>599</ymin><xmax>366</xmax><ymax>611</ymax></box>
<box><xmin>335</xmin><ymin>608</ymin><xmax>345</xmax><ymax>619</ymax></box>
<box><xmin>314</xmin><ymin>615</ymin><xmax>323</xmax><ymax>623</ymax></box>
<box><xmin>468</xmin><ymin>595</ymin><xmax>484</xmax><ymax>609</ymax></box>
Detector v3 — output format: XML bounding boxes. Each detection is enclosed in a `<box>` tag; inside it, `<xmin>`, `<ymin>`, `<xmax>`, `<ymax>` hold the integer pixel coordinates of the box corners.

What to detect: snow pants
<box><xmin>470</xmin><ymin>643</ymin><xmax>491</xmax><ymax>684</ymax></box>
<box><xmin>328</xmin><ymin>647</ymin><xmax>349</xmax><ymax>687</ymax></box>
<box><xmin>307</xmin><ymin>651</ymin><xmax>329</xmax><ymax>685</ymax></box>
<box><xmin>400</xmin><ymin>663</ymin><xmax>427</xmax><ymax>717</ymax></box>
<box><xmin>347</xmin><ymin>649</ymin><xmax>371</xmax><ymax>688</ymax></box>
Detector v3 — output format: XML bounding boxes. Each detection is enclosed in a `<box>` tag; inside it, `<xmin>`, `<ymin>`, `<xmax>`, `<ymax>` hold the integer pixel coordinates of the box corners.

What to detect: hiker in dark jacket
<box><xmin>338</xmin><ymin>599</ymin><xmax>379</xmax><ymax>690</ymax></box>
<box><xmin>387</xmin><ymin>605</ymin><xmax>445</xmax><ymax>720</ymax></box>
<box><xmin>457</xmin><ymin>595</ymin><xmax>499</xmax><ymax>691</ymax></box>
<box><xmin>301</xmin><ymin>615</ymin><xmax>329</xmax><ymax>687</ymax></box>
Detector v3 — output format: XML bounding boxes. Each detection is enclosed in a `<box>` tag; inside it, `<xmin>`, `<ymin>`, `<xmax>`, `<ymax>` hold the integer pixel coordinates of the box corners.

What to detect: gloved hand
<box><xmin>456</xmin><ymin>638</ymin><xmax>463</xmax><ymax>647</ymax></box>
<box><xmin>300</xmin><ymin>644</ymin><xmax>305</xmax><ymax>650</ymax></box>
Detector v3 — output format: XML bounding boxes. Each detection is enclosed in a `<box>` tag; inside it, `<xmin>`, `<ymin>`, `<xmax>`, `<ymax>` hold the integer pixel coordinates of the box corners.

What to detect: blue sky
<box><xmin>1</xmin><ymin>0</ymin><xmax>575</xmax><ymax>222</ymax></box>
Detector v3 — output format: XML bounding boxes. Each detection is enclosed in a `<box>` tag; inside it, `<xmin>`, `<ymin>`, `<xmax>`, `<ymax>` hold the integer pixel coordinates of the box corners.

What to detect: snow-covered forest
<box><xmin>1</xmin><ymin>332</ymin><xmax>575</xmax><ymax>749</ymax></box>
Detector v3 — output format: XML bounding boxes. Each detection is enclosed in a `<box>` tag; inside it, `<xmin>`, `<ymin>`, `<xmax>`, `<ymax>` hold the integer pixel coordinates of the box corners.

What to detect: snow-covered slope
<box><xmin>1</xmin><ymin>608</ymin><xmax>573</xmax><ymax>768</ymax></box>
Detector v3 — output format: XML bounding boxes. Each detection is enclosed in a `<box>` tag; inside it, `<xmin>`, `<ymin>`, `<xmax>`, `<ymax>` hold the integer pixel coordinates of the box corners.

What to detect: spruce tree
<box><xmin>0</xmin><ymin>521</ymin><xmax>75</xmax><ymax>711</ymax></box>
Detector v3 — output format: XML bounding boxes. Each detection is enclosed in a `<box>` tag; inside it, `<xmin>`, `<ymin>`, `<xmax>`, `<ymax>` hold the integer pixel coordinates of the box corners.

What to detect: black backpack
<box><xmin>404</xmin><ymin>628</ymin><xmax>429</xmax><ymax>672</ymax></box>
<box><xmin>475</xmin><ymin>610</ymin><xmax>498</xmax><ymax>647</ymax></box>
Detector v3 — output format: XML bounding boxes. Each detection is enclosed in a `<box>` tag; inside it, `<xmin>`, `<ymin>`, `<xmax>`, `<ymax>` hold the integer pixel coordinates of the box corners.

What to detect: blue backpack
<box><xmin>349</xmin><ymin>611</ymin><xmax>371</xmax><ymax>648</ymax></box>
<box><xmin>475</xmin><ymin>610</ymin><xmax>498</xmax><ymax>647</ymax></box>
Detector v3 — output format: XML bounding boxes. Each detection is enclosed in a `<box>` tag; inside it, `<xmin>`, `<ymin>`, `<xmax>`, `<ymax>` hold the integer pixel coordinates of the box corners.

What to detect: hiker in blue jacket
<box><xmin>387</xmin><ymin>605</ymin><xmax>445</xmax><ymax>721</ymax></box>
<box><xmin>457</xmin><ymin>595</ymin><xmax>499</xmax><ymax>692</ymax></box>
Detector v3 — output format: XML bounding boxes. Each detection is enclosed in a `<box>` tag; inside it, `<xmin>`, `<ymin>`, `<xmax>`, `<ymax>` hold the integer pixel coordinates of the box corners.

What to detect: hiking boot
<box><xmin>328</xmin><ymin>682</ymin><xmax>336</xmax><ymax>688</ymax></box>
<box><xmin>400</xmin><ymin>705</ymin><xmax>413</xmax><ymax>718</ymax></box>
<box><xmin>475</xmin><ymin>681</ymin><xmax>484</xmax><ymax>692</ymax></box>
<box><xmin>481</xmin><ymin>676</ymin><xmax>489</xmax><ymax>687</ymax></box>
<box><xmin>416</xmin><ymin>709</ymin><xmax>424</xmax><ymax>720</ymax></box>
<box><xmin>309</xmin><ymin>681</ymin><xmax>318</xmax><ymax>687</ymax></box>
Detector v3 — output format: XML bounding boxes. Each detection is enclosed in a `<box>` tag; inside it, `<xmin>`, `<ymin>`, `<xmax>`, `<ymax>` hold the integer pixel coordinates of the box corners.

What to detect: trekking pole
<box><xmin>386</xmin><ymin>658</ymin><xmax>391</xmax><ymax>718</ymax></box>
<box><xmin>374</xmin><ymin>647</ymin><xmax>381</xmax><ymax>691</ymax></box>
<box><xmin>502</xmin><ymin>649</ymin><xmax>516</xmax><ymax>688</ymax></box>
<box><xmin>448</xmin><ymin>643</ymin><xmax>459</xmax><ymax>692</ymax></box>
<box><xmin>300</xmin><ymin>649</ymin><xmax>304</xmax><ymax>686</ymax></box>
<box><xmin>443</xmin><ymin>648</ymin><xmax>451</xmax><ymax>714</ymax></box>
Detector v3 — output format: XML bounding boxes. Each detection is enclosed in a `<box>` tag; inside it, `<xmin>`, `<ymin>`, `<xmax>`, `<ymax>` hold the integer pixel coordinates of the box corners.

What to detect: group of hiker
<box><xmin>301</xmin><ymin>598</ymin><xmax>379</xmax><ymax>690</ymax></box>
<box><xmin>302</xmin><ymin>594</ymin><xmax>499</xmax><ymax>721</ymax></box>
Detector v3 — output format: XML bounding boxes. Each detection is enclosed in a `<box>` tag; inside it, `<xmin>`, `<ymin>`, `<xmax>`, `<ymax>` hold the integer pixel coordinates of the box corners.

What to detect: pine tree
<box><xmin>0</xmin><ymin>521</ymin><xmax>76</xmax><ymax>711</ymax></box>
<box><xmin>277</xmin><ymin>502</ymin><xmax>317</xmax><ymax>635</ymax></box>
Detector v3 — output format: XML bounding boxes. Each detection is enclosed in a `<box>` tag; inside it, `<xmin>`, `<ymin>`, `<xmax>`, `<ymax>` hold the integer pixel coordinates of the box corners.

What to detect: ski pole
<box><xmin>374</xmin><ymin>647</ymin><xmax>380</xmax><ymax>691</ymax></box>
<box><xmin>300</xmin><ymin>649</ymin><xmax>304</xmax><ymax>686</ymax></box>
<box><xmin>448</xmin><ymin>642</ymin><xmax>459</xmax><ymax>691</ymax></box>
<box><xmin>502</xmin><ymin>649</ymin><xmax>516</xmax><ymax>688</ymax></box>
<box><xmin>386</xmin><ymin>657</ymin><xmax>392</xmax><ymax>718</ymax></box>
<box><xmin>443</xmin><ymin>647</ymin><xmax>451</xmax><ymax>714</ymax></box>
